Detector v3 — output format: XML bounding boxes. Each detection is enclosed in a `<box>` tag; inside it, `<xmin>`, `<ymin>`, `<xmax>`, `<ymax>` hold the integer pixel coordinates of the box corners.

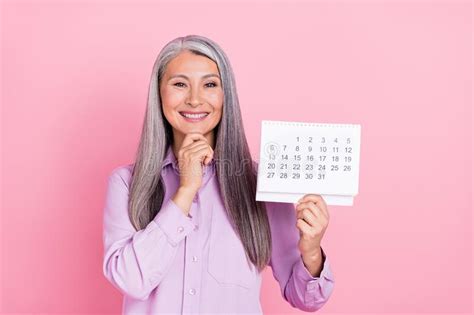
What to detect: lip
<box><xmin>179</xmin><ymin>111</ymin><xmax>210</xmax><ymax>114</ymax></box>
<box><xmin>179</xmin><ymin>111</ymin><xmax>210</xmax><ymax>122</ymax></box>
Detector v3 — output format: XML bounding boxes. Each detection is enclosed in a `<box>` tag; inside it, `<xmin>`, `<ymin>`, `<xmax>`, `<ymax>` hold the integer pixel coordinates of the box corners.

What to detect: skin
<box><xmin>159</xmin><ymin>50</ymin><xmax>223</xmax><ymax>215</ymax></box>
<box><xmin>159</xmin><ymin>50</ymin><xmax>328</xmax><ymax>277</ymax></box>
<box><xmin>160</xmin><ymin>50</ymin><xmax>223</xmax><ymax>156</ymax></box>
<box><xmin>296</xmin><ymin>194</ymin><xmax>329</xmax><ymax>277</ymax></box>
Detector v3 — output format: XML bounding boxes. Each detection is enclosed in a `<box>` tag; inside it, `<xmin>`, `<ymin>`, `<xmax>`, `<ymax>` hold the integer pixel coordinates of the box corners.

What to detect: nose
<box><xmin>185</xmin><ymin>86</ymin><xmax>203</xmax><ymax>108</ymax></box>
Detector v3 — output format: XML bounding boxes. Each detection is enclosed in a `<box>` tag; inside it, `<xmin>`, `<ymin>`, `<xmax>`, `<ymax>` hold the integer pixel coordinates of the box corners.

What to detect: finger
<box><xmin>189</xmin><ymin>144</ymin><xmax>213</xmax><ymax>163</ymax></box>
<box><xmin>181</xmin><ymin>133</ymin><xmax>208</xmax><ymax>147</ymax></box>
<box><xmin>297</xmin><ymin>203</ymin><xmax>326</xmax><ymax>228</ymax></box>
<box><xmin>296</xmin><ymin>218</ymin><xmax>313</xmax><ymax>237</ymax></box>
<box><xmin>182</xmin><ymin>139</ymin><xmax>208</xmax><ymax>151</ymax></box>
<box><xmin>302</xmin><ymin>207</ymin><xmax>328</xmax><ymax>231</ymax></box>
<box><xmin>298</xmin><ymin>194</ymin><xmax>329</xmax><ymax>220</ymax></box>
<box><xmin>297</xmin><ymin>201</ymin><xmax>327</xmax><ymax>223</ymax></box>
<box><xmin>188</xmin><ymin>143</ymin><xmax>211</xmax><ymax>154</ymax></box>
<box><xmin>191</xmin><ymin>147</ymin><xmax>214</xmax><ymax>164</ymax></box>
<box><xmin>203</xmin><ymin>147</ymin><xmax>214</xmax><ymax>165</ymax></box>
<box><xmin>296</xmin><ymin>207</ymin><xmax>318</xmax><ymax>227</ymax></box>
<box><xmin>178</xmin><ymin>142</ymin><xmax>207</xmax><ymax>164</ymax></box>
<box><xmin>200</xmin><ymin>146</ymin><xmax>214</xmax><ymax>165</ymax></box>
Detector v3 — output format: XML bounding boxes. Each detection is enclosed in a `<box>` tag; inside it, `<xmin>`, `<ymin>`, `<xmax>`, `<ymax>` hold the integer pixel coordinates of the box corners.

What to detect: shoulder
<box><xmin>108</xmin><ymin>163</ymin><xmax>135</xmax><ymax>190</ymax></box>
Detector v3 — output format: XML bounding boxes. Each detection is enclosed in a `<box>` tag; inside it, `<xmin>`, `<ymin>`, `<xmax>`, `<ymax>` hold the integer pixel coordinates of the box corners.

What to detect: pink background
<box><xmin>1</xmin><ymin>0</ymin><xmax>472</xmax><ymax>314</ymax></box>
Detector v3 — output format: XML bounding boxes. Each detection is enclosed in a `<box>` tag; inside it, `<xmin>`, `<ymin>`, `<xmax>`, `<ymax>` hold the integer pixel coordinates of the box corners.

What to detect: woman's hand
<box><xmin>295</xmin><ymin>194</ymin><xmax>330</xmax><ymax>277</ymax></box>
<box><xmin>176</xmin><ymin>133</ymin><xmax>214</xmax><ymax>193</ymax></box>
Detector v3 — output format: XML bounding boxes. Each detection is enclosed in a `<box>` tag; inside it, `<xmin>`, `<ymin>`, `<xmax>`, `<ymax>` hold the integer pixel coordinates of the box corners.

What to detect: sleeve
<box><xmin>266</xmin><ymin>200</ymin><xmax>336</xmax><ymax>312</ymax></box>
<box><xmin>102</xmin><ymin>166</ymin><xmax>196</xmax><ymax>300</ymax></box>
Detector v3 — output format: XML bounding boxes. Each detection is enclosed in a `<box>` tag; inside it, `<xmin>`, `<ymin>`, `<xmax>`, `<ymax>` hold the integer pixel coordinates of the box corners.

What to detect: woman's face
<box><xmin>160</xmin><ymin>50</ymin><xmax>224</xmax><ymax>144</ymax></box>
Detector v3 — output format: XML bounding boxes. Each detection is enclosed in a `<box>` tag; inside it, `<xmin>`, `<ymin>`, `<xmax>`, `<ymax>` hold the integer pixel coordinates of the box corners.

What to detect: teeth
<box><xmin>182</xmin><ymin>113</ymin><xmax>208</xmax><ymax>119</ymax></box>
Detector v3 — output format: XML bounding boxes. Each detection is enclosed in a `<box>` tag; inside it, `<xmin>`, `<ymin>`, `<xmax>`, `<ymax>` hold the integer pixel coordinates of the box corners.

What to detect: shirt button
<box><xmin>189</xmin><ymin>288</ymin><xmax>196</xmax><ymax>295</ymax></box>
<box><xmin>192</xmin><ymin>256</ymin><xmax>198</xmax><ymax>262</ymax></box>
<box><xmin>177</xmin><ymin>226</ymin><xmax>184</xmax><ymax>233</ymax></box>
<box><xmin>307</xmin><ymin>282</ymin><xmax>317</xmax><ymax>290</ymax></box>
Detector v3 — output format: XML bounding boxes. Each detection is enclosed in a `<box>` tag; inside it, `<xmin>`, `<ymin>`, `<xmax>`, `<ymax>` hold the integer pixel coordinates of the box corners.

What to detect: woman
<box><xmin>102</xmin><ymin>34</ymin><xmax>335</xmax><ymax>314</ymax></box>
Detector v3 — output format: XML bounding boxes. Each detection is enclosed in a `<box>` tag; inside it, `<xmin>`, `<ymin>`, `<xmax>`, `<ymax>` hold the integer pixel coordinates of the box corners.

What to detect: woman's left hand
<box><xmin>295</xmin><ymin>194</ymin><xmax>330</xmax><ymax>275</ymax></box>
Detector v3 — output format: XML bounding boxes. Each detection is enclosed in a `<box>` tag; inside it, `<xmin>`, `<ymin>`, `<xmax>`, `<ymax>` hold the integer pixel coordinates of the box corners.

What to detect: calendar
<box><xmin>256</xmin><ymin>120</ymin><xmax>361</xmax><ymax>206</ymax></box>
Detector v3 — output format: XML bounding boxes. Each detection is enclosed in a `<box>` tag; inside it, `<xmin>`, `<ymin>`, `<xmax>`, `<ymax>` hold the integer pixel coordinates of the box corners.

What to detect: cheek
<box><xmin>161</xmin><ymin>87</ymin><xmax>184</xmax><ymax>107</ymax></box>
<box><xmin>209</xmin><ymin>91</ymin><xmax>224</xmax><ymax>111</ymax></box>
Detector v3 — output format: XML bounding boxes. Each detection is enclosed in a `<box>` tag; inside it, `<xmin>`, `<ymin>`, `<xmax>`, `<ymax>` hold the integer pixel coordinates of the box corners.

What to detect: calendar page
<box><xmin>256</xmin><ymin>120</ymin><xmax>361</xmax><ymax>206</ymax></box>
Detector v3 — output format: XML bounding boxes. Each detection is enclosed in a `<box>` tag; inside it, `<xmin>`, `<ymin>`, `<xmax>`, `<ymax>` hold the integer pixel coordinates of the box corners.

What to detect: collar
<box><xmin>162</xmin><ymin>145</ymin><xmax>178</xmax><ymax>169</ymax></box>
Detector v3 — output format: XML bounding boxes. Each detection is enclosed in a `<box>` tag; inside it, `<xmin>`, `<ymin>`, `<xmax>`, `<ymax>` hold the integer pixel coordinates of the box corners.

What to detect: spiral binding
<box><xmin>262</xmin><ymin>120</ymin><xmax>360</xmax><ymax>128</ymax></box>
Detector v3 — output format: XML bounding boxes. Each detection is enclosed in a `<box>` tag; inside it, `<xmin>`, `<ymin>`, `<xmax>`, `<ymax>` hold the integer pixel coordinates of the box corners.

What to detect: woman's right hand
<box><xmin>176</xmin><ymin>133</ymin><xmax>214</xmax><ymax>194</ymax></box>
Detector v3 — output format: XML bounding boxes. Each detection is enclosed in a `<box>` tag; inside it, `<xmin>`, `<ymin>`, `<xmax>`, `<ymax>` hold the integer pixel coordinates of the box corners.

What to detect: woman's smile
<box><xmin>179</xmin><ymin>111</ymin><xmax>210</xmax><ymax>122</ymax></box>
<box><xmin>159</xmin><ymin>50</ymin><xmax>224</xmax><ymax>145</ymax></box>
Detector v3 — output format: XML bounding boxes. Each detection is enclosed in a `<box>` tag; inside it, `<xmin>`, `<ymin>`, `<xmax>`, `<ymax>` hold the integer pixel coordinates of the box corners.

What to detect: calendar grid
<box><xmin>256</xmin><ymin>120</ymin><xmax>361</xmax><ymax>205</ymax></box>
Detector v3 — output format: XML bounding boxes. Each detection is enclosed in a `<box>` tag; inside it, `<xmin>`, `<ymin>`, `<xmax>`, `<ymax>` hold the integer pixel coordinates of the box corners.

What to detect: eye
<box><xmin>205</xmin><ymin>82</ymin><xmax>218</xmax><ymax>88</ymax></box>
<box><xmin>174</xmin><ymin>82</ymin><xmax>186</xmax><ymax>87</ymax></box>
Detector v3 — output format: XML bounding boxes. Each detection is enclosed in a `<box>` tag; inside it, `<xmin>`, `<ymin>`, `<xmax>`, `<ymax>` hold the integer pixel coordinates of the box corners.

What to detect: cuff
<box><xmin>152</xmin><ymin>198</ymin><xmax>196</xmax><ymax>247</ymax></box>
<box><xmin>294</xmin><ymin>246</ymin><xmax>335</xmax><ymax>289</ymax></box>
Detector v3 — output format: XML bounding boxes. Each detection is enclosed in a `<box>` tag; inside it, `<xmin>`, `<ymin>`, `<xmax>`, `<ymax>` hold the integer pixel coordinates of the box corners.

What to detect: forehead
<box><xmin>165</xmin><ymin>51</ymin><xmax>219</xmax><ymax>75</ymax></box>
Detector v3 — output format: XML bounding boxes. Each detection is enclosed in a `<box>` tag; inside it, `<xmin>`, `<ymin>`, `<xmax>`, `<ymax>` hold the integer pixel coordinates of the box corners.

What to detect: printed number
<box><xmin>267</xmin><ymin>172</ymin><xmax>275</xmax><ymax>178</ymax></box>
<box><xmin>331</xmin><ymin>165</ymin><xmax>339</xmax><ymax>171</ymax></box>
<box><xmin>280</xmin><ymin>173</ymin><xmax>288</xmax><ymax>179</ymax></box>
<box><xmin>305</xmin><ymin>173</ymin><xmax>313</xmax><ymax>179</ymax></box>
<box><xmin>318</xmin><ymin>173</ymin><xmax>325</xmax><ymax>180</ymax></box>
<box><xmin>345</xmin><ymin>147</ymin><xmax>352</xmax><ymax>153</ymax></box>
<box><xmin>344</xmin><ymin>165</ymin><xmax>351</xmax><ymax>171</ymax></box>
<box><xmin>292</xmin><ymin>173</ymin><xmax>300</xmax><ymax>179</ymax></box>
<box><xmin>267</xmin><ymin>163</ymin><xmax>275</xmax><ymax>169</ymax></box>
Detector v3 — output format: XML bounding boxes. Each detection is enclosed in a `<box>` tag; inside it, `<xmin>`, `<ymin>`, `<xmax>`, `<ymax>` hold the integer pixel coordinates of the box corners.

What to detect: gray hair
<box><xmin>128</xmin><ymin>35</ymin><xmax>271</xmax><ymax>271</ymax></box>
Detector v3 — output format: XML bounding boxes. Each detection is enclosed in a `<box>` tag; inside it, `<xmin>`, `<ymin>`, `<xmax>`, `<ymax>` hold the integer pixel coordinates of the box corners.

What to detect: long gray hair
<box><xmin>128</xmin><ymin>35</ymin><xmax>271</xmax><ymax>272</ymax></box>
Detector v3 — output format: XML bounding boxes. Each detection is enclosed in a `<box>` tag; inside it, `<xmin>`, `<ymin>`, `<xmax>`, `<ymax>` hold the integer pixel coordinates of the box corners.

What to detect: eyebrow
<box><xmin>168</xmin><ymin>73</ymin><xmax>221</xmax><ymax>81</ymax></box>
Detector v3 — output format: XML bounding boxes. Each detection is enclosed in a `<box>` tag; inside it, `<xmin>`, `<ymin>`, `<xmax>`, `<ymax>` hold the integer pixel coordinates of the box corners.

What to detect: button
<box><xmin>177</xmin><ymin>226</ymin><xmax>184</xmax><ymax>233</ymax></box>
<box><xmin>192</xmin><ymin>256</ymin><xmax>198</xmax><ymax>262</ymax></box>
<box><xmin>307</xmin><ymin>282</ymin><xmax>317</xmax><ymax>290</ymax></box>
<box><xmin>189</xmin><ymin>288</ymin><xmax>196</xmax><ymax>295</ymax></box>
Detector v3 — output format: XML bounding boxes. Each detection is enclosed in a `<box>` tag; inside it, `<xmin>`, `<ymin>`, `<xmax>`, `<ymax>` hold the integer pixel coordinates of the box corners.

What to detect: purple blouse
<box><xmin>102</xmin><ymin>146</ymin><xmax>335</xmax><ymax>314</ymax></box>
